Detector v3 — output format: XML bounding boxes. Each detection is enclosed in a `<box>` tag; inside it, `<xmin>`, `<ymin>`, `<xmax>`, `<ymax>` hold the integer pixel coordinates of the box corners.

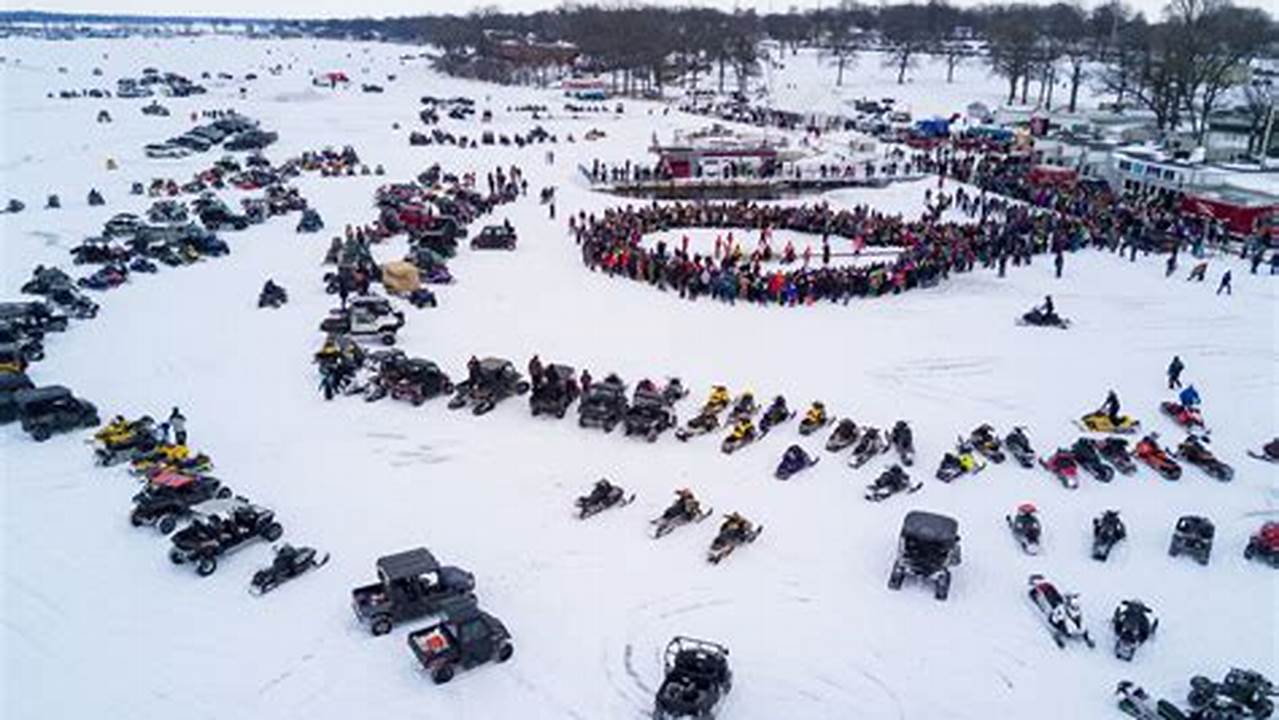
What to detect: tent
<box><xmin>381</xmin><ymin>261</ymin><xmax>421</xmax><ymax>295</ymax></box>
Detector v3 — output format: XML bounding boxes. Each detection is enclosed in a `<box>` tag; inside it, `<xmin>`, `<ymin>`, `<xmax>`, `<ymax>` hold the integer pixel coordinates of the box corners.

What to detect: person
<box><xmin>1165</xmin><ymin>253</ymin><xmax>1177</xmax><ymax>278</ymax></box>
<box><xmin>586</xmin><ymin>478</ymin><xmax>615</xmax><ymax>505</ymax></box>
<box><xmin>804</xmin><ymin>401</ymin><xmax>826</xmax><ymax>426</ymax></box>
<box><xmin>579</xmin><ymin>369</ymin><xmax>592</xmax><ymax>394</ymax></box>
<box><xmin>1101</xmin><ymin>390</ymin><xmax>1121</xmax><ymax>425</ymax></box>
<box><xmin>527</xmin><ymin>355</ymin><xmax>544</xmax><ymax>390</ymax></box>
<box><xmin>1042</xmin><ymin>295</ymin><xmax>1055</xmax><ymax>318</ymax></box>
<box><xmin>1188</xmin><ymin>262</ymin><xmax>1208</xmax><ymax>282</ymax></box>
<box><xmin>719</xmin><ymin>512</ymin><xmax>751</xmax><ymax>540</ymax></box>
<box><xmin>1167</xmin><ymin>355</ymin><xmax>1184</xmax><ymax>390</ymax></box>
<box><xmin>169</xmin><ymin>407</ymin><xmax>187</xmax><ymax>445</ymax></box>
<box><xmin>664</xmin><ymin>489</ymin><xmax>700</xmax><ymax>520</ymax></box>
<box><xmin>1178</xmin><ymin>384</ymin><xmax>1200</xmax><ymax>409</ymax></box>
<box><xmin>467</xmin><ymin>356</ymin><xmax>480</xmax><ymax>385</ymax></box>
<box><xmin>1053</xmin><ymin>250</ymin><xmax>1064</xmax><ymax>278</ymax></box>
<box><xmin>1216</xmin><ymin>269</ymin><xmax>1232</xmax><ymax>295</ymax></box>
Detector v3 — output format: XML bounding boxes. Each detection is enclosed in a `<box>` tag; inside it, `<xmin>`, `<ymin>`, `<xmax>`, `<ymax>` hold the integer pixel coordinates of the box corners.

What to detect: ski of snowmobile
<box><xmin>1247</xmin><ymin>450</ymin><xmax>1279</xmax><ymax>464</ymax></box>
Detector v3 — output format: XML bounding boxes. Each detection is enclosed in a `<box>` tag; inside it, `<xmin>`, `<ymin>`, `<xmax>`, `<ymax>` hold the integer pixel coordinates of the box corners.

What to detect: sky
<box><xmin>3</xmin><ymin>0</ymin><xmax>1274</xmax><ymax>23</ymax></box>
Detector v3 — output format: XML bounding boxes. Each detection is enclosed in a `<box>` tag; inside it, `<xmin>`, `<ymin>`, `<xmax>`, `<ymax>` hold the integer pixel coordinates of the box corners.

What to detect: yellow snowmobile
<box><xmin>1077</xmin><ymin>412</ymin><xmax>1140</xmax><ymax>434</ymax></box>
<box><xmin>704</xmin><ymin>385</ymin><xmax>730</xmax><ymax>413</ymax></box>
<box><xmin>721</xmin><ymin>418</ymin><xmax>757</xmax><ymax>455</ymax></box>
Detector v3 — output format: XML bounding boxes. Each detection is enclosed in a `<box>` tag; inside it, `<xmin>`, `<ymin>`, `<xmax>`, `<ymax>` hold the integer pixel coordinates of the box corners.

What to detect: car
<box><xmin>887</xmin><ymin>510</ymin><xmax>961</xmax><ymax>600</ymax></box>
<box><xmin>1169</xmin><ymin>515</ymin><xmax>1215</xmax><ymax>565</ymax></box>
<box><xmin>407</xmin><ymin>604</ymin><xmax>513</xmax><ymax>683</ymax></box>
<box><xmin>470</xmin><ymin>225</ymin><xmax>517</xmax><ymax>250</ymax></box>
<box><xmin>654</xmin><ymin>637</ymin><xmax>732</xmax><ymax>720</ymax></box>
<box><xmin>578</xmin><ymin>376</ymin><xmax>627</xmax><ymax>432</ymax></box>
<box><xmin>351</xmin><ymin>548</ymin><xmax>476</xmax><ymax>636</ymax></box>
<box><xmin>448</xmin><ymin>358</ymin><xmax>530</xmax><ymax>415</ymax></box>
<box><xmin>15</xmin><ymin>385</ymin><xmax>99</xmax><ymax>441</ymax></box>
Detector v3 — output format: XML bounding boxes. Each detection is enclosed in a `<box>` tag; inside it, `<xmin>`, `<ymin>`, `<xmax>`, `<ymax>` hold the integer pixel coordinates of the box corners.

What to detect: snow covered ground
<box><xmin>2</xmin><ymin>35</ymin><xmax>1276</xmax><ymax>720</ymax></box>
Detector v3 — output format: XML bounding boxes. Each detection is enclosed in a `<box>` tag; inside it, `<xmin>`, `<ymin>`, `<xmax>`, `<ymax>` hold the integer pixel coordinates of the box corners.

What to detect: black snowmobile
<box><xmin>1169</xmin><ymin>515</ymin><xmax>1215</xmax><ymax>566</ymax></box>
<box><xmin>258</xmin><ymin>280</ymin><xmax>288</xmax><ymax>308</ymax></box>
<box><xmin>1115</xmin><ymin>681</ymin><xmax>1182</xmax><ymax>720</ymax></box>
<box><xmin>675</xmin><ymin>408</ymin><xmax>720</xmax><ymax>442</ymax></box>
<box><xmin>889</xmin><ymin>420</ymin><xmax>914</xmax><ymax>466</ymax></box>
<box><xmin>758</xmin><ymin>396</ymin><xmax>794</xmax><ymax>435</ymax></box>
<box><xmin>250</xmin><ymin>544</ymin><xmax>329</xmax><ymax>595</ymax></box>
<box><xmin>651</xmin><ymin>493</ymin><xmax>712</xmax><ymax>539</ymax></box>
<box><xmin>653</xmin><ymin>637</ymin><xmax>732</xmax><ymax>720</ymax></box>
<box><xmin>1094</xmin><ymin>437</ymin><xmax>1138</xmax><ymax>475</ymax></box>
<box><xmin>1004</xmin><ymin>426</ymin><xmax>1036</xmax><ymax>468</ymax></box>
<box><xmin>864</xmin><ymin>464</ymin><xmax>920</xmax><ymax>502</ymax></box>
<box><xmin>969</xmin><ymin>424</ymin><xmax>1005</xmax><ymax>463</ymax></box>
<box><xmin>825</xmin><ymin>418</ymin><xmax>859</xmax><ymax>452</ymax></box>
<box><xmin>847</xmin><ymin>426</ymin><xmax>887</xmax><ymax>468</ymax></box>
<box><xmin>1071</xmin><ymin>437</ymin><xmax>1115</xmax><ymax>482</ymax></box>
<box><xmin>1018</xmin><ymin>304</ymin><xmax>1070</xmax><ymax>329</ymax></box>
<box><xmin>1111</xmin><ymin>599</ymin><xmax>1157</xmax><ymax>662</ymax></box>
<box><xmin>1006</xmin><ymin>503</ymin><xmax>1042</xmax><ymax>555</ymax></box>
<box><xmin>1186</xmin><ymin>668</ymin><xmax>1277</xmax><ymax>719</ymax></box>
<box><xmin>1092</xmin><ymin>510</ymin><xmax>1127</xmax><ymax>561</ymax></box>
<box><xmin>1248</xmin><ymin>438</ymin><xmax>1279</xmax><ymax>464</ymax></box>
<box><xmin>1176</xmin><ymin>434</ymin><xmax>1234</xmax><ymax>482</ymax></box>
<box><xmin>706</xmin><ymin>514</ymin><xmax>763</xmax><ymax>564</ymax></box>
<box><xmin>774</xmin><ymin>444</ymin><xmax>818</xmax><ymax>480</ymax></box>
<box><xmin>575</xmin><ymin>479</ymin><xmax>634</xmax><ymax>519</ymax></box>
<box><xmin>1027</xmin><ymin>573</ymin><xmax>1094</xmax><ymax>649</ymax></box>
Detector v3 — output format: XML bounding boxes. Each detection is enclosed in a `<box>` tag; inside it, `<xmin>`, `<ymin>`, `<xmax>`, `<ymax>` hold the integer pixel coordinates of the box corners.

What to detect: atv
<box><xmin>1186</xmin><ymin>668</ymin><xmax>1276</xmax><ymax>719</ymax></box>
<box><xmin>529</xmin><ymin>364</ymin><xmax>578</xmax><ymax>418</ymax></box>
<box><xmin>888</xmin><ymin>511</ymin><xmax>961</xmax><ymax>601</ymax></box>
<box><xmin>653</xmin><ymin>637</ymin><xmax>732</xmax><ymax>720</ymax></box>
<box><xmin>1169</xmin><ymin>515</ymin><xmax>1214</xmax><ymax>566</ymax></box>
<box><xmin>578</xmin><ymin>376</ymin><xmax>627</xmax><ymax>432</ymax></box>
<box><xmin>448</xmin><ymin>358</ymin><xmax>530</xmax><ymax>415</ymax></box>
<box><xmin>624</xmin><ymin>388</ymin><xmax>676</xmax><ymax>442</ymax></box>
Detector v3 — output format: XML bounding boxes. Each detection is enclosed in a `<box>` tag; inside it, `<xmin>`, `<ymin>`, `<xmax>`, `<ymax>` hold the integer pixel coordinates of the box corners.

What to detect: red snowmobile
<box><xmin>1134</xmin><ymin>434</ymin><xmax>1181</xmax><ymax>480</ymax></box>
<box><xmin>1244</xmin><ymin>522</ymin><xmax>1279</xmax><ymax>568</ymax></box>
<box><xmin>1040</xmin><ymin>448</ymin><xmax>1079</xmax><ymax>489</ymax></box>
<box><xmin>1160</xmin><ymin>401</ymin><xmax>1204</xmax><ymax>430</ymax></box>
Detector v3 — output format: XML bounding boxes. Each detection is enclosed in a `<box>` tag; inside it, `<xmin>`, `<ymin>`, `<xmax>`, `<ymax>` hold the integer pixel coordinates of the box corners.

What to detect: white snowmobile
<box><xmin>1111</xmin><ymin>599</ymin><xmax>1157</xmax><ymax>662</ymax></box>
<box><xmin>1027</xmin><ymin>574</ymin><xmax>1094</xmax><ymax>649</ymax></box>
<box><xmin>864</xmin><ymin>465</ymin><xmax>920</xmax><ymax>501</ymax></box>
<box><xmin>889</xmin><ymin>420</ymin><xmax>914</xmax><ymax>466</ymax></box>
<box><xmin>825</xmin><ymin>418</ymin><xmax>859</xmax><ymax>452</ymax></box>
<box><xmin>847</xmin><ymin>426</ymin><xmax>887</xmax><ymax>468</ymax></box>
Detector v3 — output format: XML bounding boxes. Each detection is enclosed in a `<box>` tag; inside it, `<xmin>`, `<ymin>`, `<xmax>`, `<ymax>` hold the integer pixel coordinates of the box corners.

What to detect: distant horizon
<box><xmin>3</xmin><ymin>0</ymin><xmax>1275</xmax><ymax>23</ymax></box>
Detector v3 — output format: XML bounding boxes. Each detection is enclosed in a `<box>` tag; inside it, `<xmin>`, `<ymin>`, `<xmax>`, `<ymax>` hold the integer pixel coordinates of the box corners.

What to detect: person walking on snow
<box><xmin>1188</xmin><ymin>262</ymin><xmax>1208</xmax><ymax>282</ymax></box>
<box><xmin>1054</xmin><ymin>251</ymin><xmax>1064</xmax><ymax>279</ymax></box>
<box><xmin>1216</xmin><ymin>269</ymin><xmax>1232</xmax><ymax>295</ymax></box>
<box><xmin>1167</xmin><ymin>356</ymin><xmax>1184</xmax><ymax>390</ymax></box>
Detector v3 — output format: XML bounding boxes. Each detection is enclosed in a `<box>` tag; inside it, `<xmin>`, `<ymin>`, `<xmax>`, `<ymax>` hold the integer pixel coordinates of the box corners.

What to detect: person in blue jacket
<box><xmin>1178</xmin><ymin>385</ymin><xmax>1200</xmax><ymax>409</ymax></box>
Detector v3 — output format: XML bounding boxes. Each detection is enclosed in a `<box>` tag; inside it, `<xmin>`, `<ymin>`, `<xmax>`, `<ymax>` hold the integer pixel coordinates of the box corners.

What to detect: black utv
<box><xmin>1169</xmin><ymin>515</ymin><xmax>1214</xmax><ymax>566</ymax></box>
<box><xmin>578</xmin><ymin>376</ymin><xmax>627</xmax><ymax>432</ymax></box>
<box><xmin>0</xmin><ymin>301</ymin><xmax>69</xmax><ymax>333</ymax></box>
<box><xmin>529</xmin><ymin>364</ymin><xmax>578</xmax><ymax>418</ymax></box>
<box><xmin>624</xmin><ymin>387</ymin><xmax>676</xmax><ymax>442</ymax></box>
<box><xmin>407</xmin><ymin>602</ymin><xmax>513</xmax><ymax>684</ymax></box>
<box><xmin>351</xmin><ymin>548</ymin><xmax>477</xmax><ymax>636</ymax></box>
<box><xmin>654</xmin><ymin>637</ymin><xmax>732</xmax><ymax>720</ymax></box>
<box><xmin>448</xmin><ymin>358</ymin><xmax>530</xmax><ymax>415</ymax></box>
<box><xmin>0</xmin><ymin>372</ymin><xmax>36</xmax><ymax>424</ymax></box>
<box><xmin>15</xmin><ymin>385</ymin><xmax>99</xmax><ymax>441</ymax></box>
<box><xmin>887</xmin><ymin>511</ymin><xmax>962</xmax><ymax>600</ymax></box>
<box><xmin>168</xmin><ymin>501</ymin><xmax>282</xmax><ymax>576</ymax></box>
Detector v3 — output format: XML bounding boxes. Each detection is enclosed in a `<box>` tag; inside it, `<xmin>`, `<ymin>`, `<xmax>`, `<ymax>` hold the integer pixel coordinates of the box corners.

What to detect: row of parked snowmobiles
<box><xmin>1117</xmin><ymin>668</ymin><xmax>1275</xmax><ymax>720</ymax></box>
<box><xmin>87</xmin><ymin>411</ymin><xmax>326</xmax><ymax>592</ymax></box>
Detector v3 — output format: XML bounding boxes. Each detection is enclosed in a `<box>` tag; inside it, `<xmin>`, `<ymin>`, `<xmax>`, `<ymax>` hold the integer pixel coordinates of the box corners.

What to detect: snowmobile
<box><xmin>1027</xmin><ymin>574</ymin><xmax>1094</xmax><ymax>649</ymax></box>
<box><xmin>1244</xmin><ymin>521</ymin><xmax>1279</xmax><ymax>568</ymax></box>
<box><xmin>707</xmin><ymin>513</ymin><xmax>763</xmax><ymax>564</ymax></box>
<box><xmin>1070</xmin><ymin>437</ymin><xmax>1115</xmax><ymax>482</ymax></box>
<box><xmin>574</xmin><ymin>479</ymin><xmax>634</xmax><ymax>519</ymax></box>
<box><xmin>1135</xmin><ymin>433</ymin><xmax>1182</xmax><ymax>480</ymax></box>
<box><xmin>1006</xmin><ymin>503</ymin><xmax>1042</xmax><ymax>555</ymax></box>
<box><xmin>249</xmin><ymin>544</ymin><xmax>329</xmax><ymax>596</ymax></box>
<box><xmin>1018</xmin><ymin>305</ymin><xmax>1070</xmax><ymax>329</ymax></box>
<box><xmin>758</xmin><ymin>395</ymin><xmax>794</xmax><ymax>435</ymax></box>
<box><xmin>1116</xmin><ymin>681</ymin><xmax>1182</xmax><ymax>720</ymax></box>
<box><xmin>1161</xmin><ymin>401</ymin><xmax>1205</xmax><ymax>430</ymax></box>
<box><xmin>653</xmin><ymin>637</ymin><xmax>732</xmax><ymax>720</ymax></box>
<box><xmin>889</xmin><ymin>420</ymin><xmax>914</xmax><ymax>466</ymax></box>
<box><xmin>1111</xmin><ymin>599</ymin><xmax>1157</xmax><ymax>661</ymax></box>
<box><xmin>969</xmin><ymin>424</ymin><xmax>1005</xmax><ymax>463</ymax></box>
<box><xmin>864</xmin><ymin>465</ymin><xmax>920</xmax><ymax>501</ymax></box>
<box><xmin>128</xmin><ymin>257</ymin><xmax>158</xmax><ymax>274</ymax></box>
<box><xmin>1040</xmin><ymin>448</ymin><xmax>1080</xmax><ymax>489</ymax></box>
<box><xmin>1247</xmin><ymin>438</ymin><xmax>1279</xmax><ymax>464</ymax></box>
<box><xmin>660</xmin><ymin>378</ymin><xmax>688</xmax><ymax>405</ymax></box>
<box><xmin>1078</xmin><ymin>411</ymin><xmax>1141</xmax><ymax>434</ymax></box>
<box><xmin>1169</xmin><ymin>515</ymin><xmax>1214</xmax><ymax>566</ymax></box>
<box><xmin>651</xmin><ymin>491</ymin><xmax>712</xmax><ymax>539</ymax></box>
<box><xmin>720</xmin><ymin>419</ymin><xmax>758</xmax><ymax>455</ymax></box>
<box><xmin>1093</xmin><ymin>510</ymin><xmax>1127</xmax><ymax>561</ymax></box>
<box><xmin>847</xmin><ymin>426</ymin><xmax>887</xmax><ymax>468</ymax></box>
<box><xmin>726</xmin><ymin>392</ymin><xmax>758</xmax><ymax>423</ymax></box>
<box><xmin>1094</xmin><ymin>437</ymin><xmax>1138</xmax><ymax>475</ymax></box>
<box><xmin>702</xmin><ymin>385</ymin><xmax>731</xmax><ymax>414</ymax></box>
<box><xmin>1004</xmin><ymin>427</ymin><xmax>1036</xmax><ymax>468</ymax></box>
<box><xmin>798</xmin><ymin>402</ymin><xmax>830</xmax><ymax>436</ymax></box>
<box><xmin>1176</xmin><ymin>434</ymin><xmax>1234</xmax><ymax>482</ymax></box>
<box><xmin>1186</xmin><ymin>669</ymin><xmax>1277</xmax><ymax>720</ymax></box>
<box><xmin>935</xmin><ymin>441</ymin><xmax>985</xmax><ymax>482</ymax></box>
<box><xmin>825</xmin><ymin>418</ymin><xmax>859</xmax><ymax>452</ymax></box>
<box><xmin>169</xmin><ymin>502</ymin><xmax>283</xmax><ymax>577</ymax></box>
<box><xmin>774</xmin><ymin>444</ymin><xmax>819</xmax><ymax>480</ymax></box>
<box><xmin>258</xmin><ymin>281</ymin><xmax>288</xmax><ymax>309</ymax></box>
<box><xmin>675</xmin><ymin>408</ymin><xmax>720</xmax><ymax>441</ymax></box>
